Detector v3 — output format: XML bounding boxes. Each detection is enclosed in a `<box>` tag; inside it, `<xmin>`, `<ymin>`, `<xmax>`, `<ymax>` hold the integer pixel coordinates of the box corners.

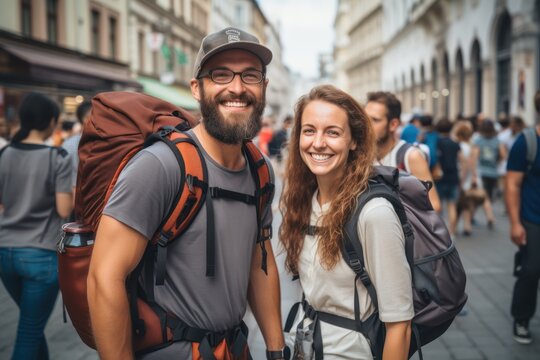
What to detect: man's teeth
<box><xmin>311</xmin><ymin>153</ymin><xmax>331</xmax><ymax>161</ymax></box>
<box><xmin>223</xmin><ymin>101</ymin><xmax>247</xmax><ymax>107</ymax></box>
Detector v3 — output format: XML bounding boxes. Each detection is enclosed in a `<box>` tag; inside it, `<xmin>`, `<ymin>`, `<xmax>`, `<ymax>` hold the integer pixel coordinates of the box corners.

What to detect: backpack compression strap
<box><xmin>244</xmin><ymin>141</ymin><xmax>275</xmax><ymax>274</ymax></box>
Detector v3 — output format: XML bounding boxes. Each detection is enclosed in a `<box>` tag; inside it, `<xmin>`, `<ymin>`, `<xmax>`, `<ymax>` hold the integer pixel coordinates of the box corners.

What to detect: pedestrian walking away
<box><xmin>506</xmin><ymin>90</ymin><xmax>540</xmax><ymax>345</ymax></box>
<box><xmin>0</xmin><ymin>92</ymin><xmax>73</xmax><ymax>360</ymax></box>
<box><xmin>85</xmin><ymin>27</ymin><xmax>287</xmax><ymax>360</ymax></box>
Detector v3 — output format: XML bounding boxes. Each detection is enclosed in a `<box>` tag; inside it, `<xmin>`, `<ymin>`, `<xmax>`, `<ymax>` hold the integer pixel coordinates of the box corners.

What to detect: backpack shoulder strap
<box><xmin>395</xmin><ymin>142</ymin><xmax>412</xmax><ymax>171</ymax></box>
<box><xmin>243</xmin><ymin>140</ymin><xmax>275</xmax><ymax>274</ymax></box>
<box><xmin>342</xmin><ymin>170</ymin><xmax>413</xmax><ymax>308</ymax></box>
<box><xmin>147</xmin><ymin>128</ymin><xmax>209</xmax><ymax>284</ymax></box>
<box><xmin>523</xmin><ymin>127</ymin><xmax>538</xmax><ymax>173</ymax></box>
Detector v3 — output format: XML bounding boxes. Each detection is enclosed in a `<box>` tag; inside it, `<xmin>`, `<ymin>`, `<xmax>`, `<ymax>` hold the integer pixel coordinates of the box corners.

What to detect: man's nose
<box><xmin>227</xmin><ymin>73</ymin><xmax>246</xmax><ymax>93</ymax></box>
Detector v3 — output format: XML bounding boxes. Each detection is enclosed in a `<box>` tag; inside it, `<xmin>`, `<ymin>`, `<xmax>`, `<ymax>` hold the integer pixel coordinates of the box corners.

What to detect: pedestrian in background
<box><xmin>62</xmin><ymin>100</ymin><xmax>91</xmax><ymax>192</ymax></box>
<box><xmin>506</xmin><ymin>90</ymin><xmax>540</xmax><ymax>345</ymax></box>
<box><xmin>365</xmin><ymin>92</ymin><xmax>441</xmax><ymax>212</ymax></box>
<box><xmin>0</xmin><ymin>92</ymin><xmax>73</xmax><ymax>359</ymax></box>
<box><xmin>454</xmin><ymin>120</ymin><xmax>490</xmax><ymax>236</ymax></box>
<box><xmin>280</xmin><ymin>85</ymin><xmax>413</xmax><ymax>359</ymax></box>
<box><xmin>434</xmin><ymin>117</ymin><xmax>464</xmax><ymax>236</ymax></box>
<box><xmin>473</xmin><ymin>119</ymin><xmax>506</xmax><ymax>228</ymax></box>
<box><xmin>268</xmin><ymin>115</ymin><xmax>292</xmax><ymax>163</ymax></box>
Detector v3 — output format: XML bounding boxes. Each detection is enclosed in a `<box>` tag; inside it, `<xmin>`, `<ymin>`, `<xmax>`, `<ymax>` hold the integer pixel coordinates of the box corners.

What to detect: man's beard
<box><xmin>199</xmin><ymin>86</ymin><xmax>265</xmax><ymax>144</ymax></box>
<box><xmin>377</xmin><ymin>125</ymin><xmax>392</xmax><ymax>147</ymax></box>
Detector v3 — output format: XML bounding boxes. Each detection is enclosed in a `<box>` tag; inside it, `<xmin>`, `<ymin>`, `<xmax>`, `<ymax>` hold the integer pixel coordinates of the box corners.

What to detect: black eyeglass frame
<box><xmin>197</xmin><ymin>68</ymin><xmax>266</xmax><ymax>85</ymax></box>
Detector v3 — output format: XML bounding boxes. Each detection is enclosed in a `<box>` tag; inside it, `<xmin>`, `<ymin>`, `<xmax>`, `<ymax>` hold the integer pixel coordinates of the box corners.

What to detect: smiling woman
<box><xmin>280</xmin><ymin>85</ymin><xmax>414</xmax><ymax>359</ymax></box>
<box><xmin>299</xmin><ymin>100</ymin><xmax>357</xmax><ymax>201</ymax></box>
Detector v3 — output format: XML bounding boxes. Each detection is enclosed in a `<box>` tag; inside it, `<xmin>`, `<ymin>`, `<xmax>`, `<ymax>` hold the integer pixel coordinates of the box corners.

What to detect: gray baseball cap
<box><xmin>193</xmin><ymin>27</ymin><xmax>273</xmax><ymax>78</ymax></box>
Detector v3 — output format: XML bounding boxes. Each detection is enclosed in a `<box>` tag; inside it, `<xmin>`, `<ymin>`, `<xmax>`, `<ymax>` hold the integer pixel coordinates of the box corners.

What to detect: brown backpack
<box><xmin>57</xmin><ymin>92</ymin><xmax>274</xmax><ymax>357</ymax></box>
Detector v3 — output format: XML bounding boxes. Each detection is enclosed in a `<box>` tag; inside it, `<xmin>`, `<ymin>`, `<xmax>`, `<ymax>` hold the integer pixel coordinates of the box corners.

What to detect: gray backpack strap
<box><xmin>523</xmin><ymin>127</ymin><xmax>538</xmax><ymax>173</ymax></box>
<box><xmin>395</xmin><ymin>142</ymin><xmax>412</xmax><ymax>171</ymax></box>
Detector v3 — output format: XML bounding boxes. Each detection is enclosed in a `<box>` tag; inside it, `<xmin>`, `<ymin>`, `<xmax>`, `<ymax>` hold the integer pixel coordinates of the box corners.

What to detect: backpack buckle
<box><xmin>158</xmin><ymin>126</ymin><xmax>176</xmax><ymax>137</ymax></box>
<box><xmin>260</xmin><ymin>226</ymin><xmax>272</xmax><ymax>241</ymax></box>
<box><xmin>358</xmin><ymin>270</ymin><xmax>371</xmax><ymax>287</ymax></box>
<box><xmin>402</xmin><ymin>223</ymin><xmax>414</xmax><ymax>239</ymax></box>
<box><xmin>186</xmin><ymin>174</ymin><xmax>195</xmax><ymax>193</ymax></box>
<box><xmin>158</xmin><ymin>232</ymin><xmax>170</xmax><ymax>247</ymax></box>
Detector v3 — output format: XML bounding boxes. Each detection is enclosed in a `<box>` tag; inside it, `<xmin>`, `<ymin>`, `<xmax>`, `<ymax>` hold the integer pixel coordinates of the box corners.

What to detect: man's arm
<box><xmin>383</xmin><ymin>320</ymin><xmax>412</xmax><ymax>360</ymax></box>
<box><xmin>407</xmin><ymin>148</ymin><xmax>441</xmax><ymax>212</ymax></box>
<box><xmin>87</xmin><ymin>215</ymin><xmax>148</xmax><ymax>360</ymax></box>
<box><xmin>247</xmin><ymin>240</ymin><xmax>285</xmax><ymax>354</ymax></box>
<box><xmin>505</xmin><ymin>171</ymin><xmax>526</xmax><ymax>246</ymax></box>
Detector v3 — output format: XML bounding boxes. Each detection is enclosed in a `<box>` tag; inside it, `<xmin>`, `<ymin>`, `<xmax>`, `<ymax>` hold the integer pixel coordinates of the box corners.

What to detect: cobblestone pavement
<box><xmin>1</xmin><ymin>187</ymin><xmax>539</xmax><ymax>359</ymax></box>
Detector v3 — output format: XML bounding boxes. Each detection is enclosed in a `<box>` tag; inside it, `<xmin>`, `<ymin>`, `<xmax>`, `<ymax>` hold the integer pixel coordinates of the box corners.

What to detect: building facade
<box><xmin>128</xmin><ymin>0</ymin><xmax>209</xmax><ymax>110</ymax></box>
<box><xmin>0</xmin><ymin>0</ymin><xmax>138</xmax><ymax>122</ymax></box>
<box><xmin>383</xmin><ymin>0</ymin><xmax>540</xmax><ymax>123</ymax></box>
<box><xmin>334</xmin><ymin>0</ymin><xmax>540</xmax><ymax>125</ymax></box>
<box><xmin>334</xmin><ymin>0</ymin><xmax>383</xmax><ymax>104</ymax></box>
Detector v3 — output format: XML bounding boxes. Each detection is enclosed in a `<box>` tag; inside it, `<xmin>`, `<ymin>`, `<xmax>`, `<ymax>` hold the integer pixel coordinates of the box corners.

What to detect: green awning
<box><xmin>137</xmin><ymin>76</ymin><xmax>199</xmax><ymax>110</ymax></box>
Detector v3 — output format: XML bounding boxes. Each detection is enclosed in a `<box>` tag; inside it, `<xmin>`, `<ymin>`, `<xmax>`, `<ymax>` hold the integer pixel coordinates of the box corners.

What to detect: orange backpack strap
<box><xmin>243</xmin><ymin>140</ymin><xmax>275</xmax><ymax>274</ymax></box>
<box><xmin>147</xmin><ymin>128</ymin><xmax>208</xmax><ymax>285</ymax></box>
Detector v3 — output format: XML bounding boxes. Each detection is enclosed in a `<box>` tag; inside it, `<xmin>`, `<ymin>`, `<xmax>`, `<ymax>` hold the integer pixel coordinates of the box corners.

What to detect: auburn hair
<box><xmin>279</xmin><ymin>85</ymin><xmax>376</xmax><ymax>274</ymax></box>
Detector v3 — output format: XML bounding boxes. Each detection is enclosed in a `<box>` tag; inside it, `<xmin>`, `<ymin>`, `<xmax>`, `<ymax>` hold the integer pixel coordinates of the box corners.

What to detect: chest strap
<box><xmin>209</xmin><ymin>186</ymin><xmax>256</xmax><ymax>205</ymax></box>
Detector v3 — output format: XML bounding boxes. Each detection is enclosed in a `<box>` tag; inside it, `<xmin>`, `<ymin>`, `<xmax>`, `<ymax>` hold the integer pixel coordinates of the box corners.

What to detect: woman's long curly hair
<box><xmin>279</xmin><ymin>85</ymin><xmax>377</xmax><ymax>274</ymax></box>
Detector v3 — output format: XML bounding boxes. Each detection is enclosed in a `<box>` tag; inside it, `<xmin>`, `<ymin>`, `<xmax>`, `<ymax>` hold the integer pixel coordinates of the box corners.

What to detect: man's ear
<box><xmin>191</xmin><ymin>79</ymin><xmax>201</xmax><ymax>101</ymax></box>
<box><xmin>389</xmin><ymin>118</ymin><xmax>401</xmax><ymax>132</ymax></box>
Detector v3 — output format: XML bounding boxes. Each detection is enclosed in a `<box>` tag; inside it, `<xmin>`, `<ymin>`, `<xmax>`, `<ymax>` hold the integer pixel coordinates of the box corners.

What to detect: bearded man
<box><xmin>87</xmin><ymin>27</ymin><xmax>287</xmax><ymax>360</ymax></box>
<box><xmin>365</xmin><ymin>91</ymin><xmax>441</xmax><ymax>212</ymax></box>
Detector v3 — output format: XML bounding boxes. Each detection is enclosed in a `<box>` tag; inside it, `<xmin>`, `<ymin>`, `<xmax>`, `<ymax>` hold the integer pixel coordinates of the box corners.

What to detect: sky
<box><xmin>257</xmin><ymin>0</ymin><xmax>337</xmax><ymax>79</ymax></box>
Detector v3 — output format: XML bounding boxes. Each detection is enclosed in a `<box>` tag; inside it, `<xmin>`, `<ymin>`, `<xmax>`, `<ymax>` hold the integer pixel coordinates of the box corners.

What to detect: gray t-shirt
<box><xmin>0</xmin><ymin>143</ymin><xmax>72</xmax><ymax>251</ymax></box>
<box><xmin>102</xmin><ymin>130</ymin><xmax>273</xmax><ymax>359</ymax></box>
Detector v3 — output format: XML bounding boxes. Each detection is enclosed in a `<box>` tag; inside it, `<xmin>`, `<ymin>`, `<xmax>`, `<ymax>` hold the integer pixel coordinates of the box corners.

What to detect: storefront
<box><xmin>0</xmin><ymin>29</ymin><xmax>141</xmax><ymax>128</ymax></box>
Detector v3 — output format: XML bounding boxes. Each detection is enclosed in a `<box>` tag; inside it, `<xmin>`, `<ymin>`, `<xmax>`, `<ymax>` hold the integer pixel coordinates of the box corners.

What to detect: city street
<box><xmin>1</xmin><ymin>178</ymin><xmax>539</xmax><ymax>359</ymax></box>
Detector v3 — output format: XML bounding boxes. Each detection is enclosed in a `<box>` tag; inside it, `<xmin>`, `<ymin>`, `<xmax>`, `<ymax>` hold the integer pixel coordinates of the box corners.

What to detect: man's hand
<box><xmin>510</xmin><ymin>222</ymin><xmax>527</xmax><ymax>246</ymax></box>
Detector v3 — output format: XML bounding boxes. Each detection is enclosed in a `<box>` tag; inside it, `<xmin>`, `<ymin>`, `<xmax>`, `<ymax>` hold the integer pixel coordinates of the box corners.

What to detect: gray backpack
<box><xmin>286</xmin><ymin>166</ymin><xmax>467</xmax><ymax>360</ymax></box>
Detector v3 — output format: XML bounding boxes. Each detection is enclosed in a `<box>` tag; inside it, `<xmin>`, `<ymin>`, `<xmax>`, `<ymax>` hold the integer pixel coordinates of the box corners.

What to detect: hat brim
<box><xmin>195</xmin><ymin>42</ymin><xmax>273</xmax><ymax>78</ymax></box>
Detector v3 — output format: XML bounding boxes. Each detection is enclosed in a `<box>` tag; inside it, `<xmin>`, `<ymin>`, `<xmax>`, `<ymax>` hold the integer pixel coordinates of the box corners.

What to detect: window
<box><xmin>109</xmin><ymin>17</ymin><xmax>117</xmax><ymax>59</ymax></box>
<box><xmin>21</xmin><ymin>0</ymin><xmax>32</xmax><ymax>36</ymax></box>
<box><xmin>432</xmin><ymin>58</ymin><xmax>438</xmax><ymax>118</ymax></box>
<box><xmin>410</xmin><ymin>69</ymin><xmax>415</xmax><ymax>109</ymax></box>
<box><xmin>420</xmin><ymin>64</ymin><xmax>425</xmax><ymax>105</ymax></box>
<box><xmin>443</xmin><ymin>53</ymin><xmax>450</xmax><ymax>117</ymax></box>
<box><xmin>91</xmin><ymin>9</ymin><xmax>100</xmax><ymax>55</ymax></box>
<box><xmin>496</xmin><ymin>12</ymin><xmax>512</xmax><ymax>115</ymax></box>
<box><xmin>47</xmin><ymin>0</ymin><xmax>58</xmax><ymax>44</ymax></box>
<box><xmin>456</xmin><ymin>49</ymin><xmax>464</xmax><ymax>115</ymax></box>
<box><xmin>138</xmin><ymin>31</ymin><xmax>145</xmax><ymax>72</ymax></box>
<box><xmin>471</xmin><ymin>39</ymin><xmax>483</xmax><ymax>114</ymax></box>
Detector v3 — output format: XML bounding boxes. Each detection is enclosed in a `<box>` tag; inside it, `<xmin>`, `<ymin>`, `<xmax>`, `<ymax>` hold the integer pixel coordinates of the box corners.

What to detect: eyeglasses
<box><xmin>198</xmin><ymin>68</ymin><xmax>265</xmax><ymax>84</ymax></box>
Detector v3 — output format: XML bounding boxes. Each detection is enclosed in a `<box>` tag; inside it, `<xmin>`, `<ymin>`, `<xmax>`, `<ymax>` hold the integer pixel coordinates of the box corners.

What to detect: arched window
<box><xmin>443</xmin><ymin>52</ymin><xmax>450</xmax><ymax>117</ymax></box>
<box><xmin>496</xmin><ymin>11</ymin><xmax>512</xmax><ymax>115</ymax></box>
<box><xmin>456</xmin><ymin>48</ymin><xmax>464</xmax><ymax>115</ymax></box>
<box><xmin>420</xmin><ymin>64</ymin><xmax>426</xmax><ymax>108</ymax></box>
<box><xmin>411</xmin><ymin>68</ymin><xmax>416</xmax><ymax>109</ymax></box>
<box><xmin>471</xmin><ymin>39</ymin><xmax>482</xmax><ymax>114</ymax></box>
<box><xmin>432</xmin><ymin>58</ymin><xmax>438</xmax><ymax>118</ymax></box>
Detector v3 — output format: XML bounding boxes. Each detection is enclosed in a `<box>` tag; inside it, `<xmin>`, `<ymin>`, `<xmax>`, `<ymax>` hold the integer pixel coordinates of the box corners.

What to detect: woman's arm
<box><xmin>383</xmin><ymin>320</ymin><xmax>412</xmax><ymax>360</ymax></box>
